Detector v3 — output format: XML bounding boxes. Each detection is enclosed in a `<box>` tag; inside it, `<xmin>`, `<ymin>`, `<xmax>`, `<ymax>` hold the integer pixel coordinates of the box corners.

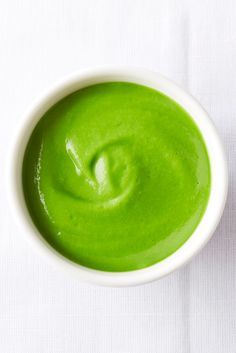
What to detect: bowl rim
<box><xmin>6</xmin><ymin>66</ymin><xmax>228</xmax><ymax>287</ymax></box>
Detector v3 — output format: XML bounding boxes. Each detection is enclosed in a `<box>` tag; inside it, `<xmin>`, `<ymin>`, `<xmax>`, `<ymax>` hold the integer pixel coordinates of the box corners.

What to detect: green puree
<box><xmin>23</xmin><ymin>82</ymin><xmax>211</xmax><ymax>271</ymax></box>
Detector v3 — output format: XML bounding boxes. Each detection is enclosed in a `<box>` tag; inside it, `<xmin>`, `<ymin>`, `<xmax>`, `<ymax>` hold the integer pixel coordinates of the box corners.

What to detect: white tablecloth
<box><xmin>1</xmin><ymin>0</ymin><xmax>235</xmax><ymax>352</ymax></box>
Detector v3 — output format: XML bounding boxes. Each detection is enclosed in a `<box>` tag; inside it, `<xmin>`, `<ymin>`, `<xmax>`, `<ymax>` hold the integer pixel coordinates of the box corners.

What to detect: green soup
<box><xmin>23</xmin><ymin>82</ymin><xmax>211</xmax><ymax>271</ymax></box>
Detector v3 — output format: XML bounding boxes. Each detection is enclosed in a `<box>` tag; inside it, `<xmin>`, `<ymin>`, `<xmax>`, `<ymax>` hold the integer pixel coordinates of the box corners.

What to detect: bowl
<box><xmin>6</xmin><ymin>67</ymin><xmax>228</xmax><ymax>286</ymax></box>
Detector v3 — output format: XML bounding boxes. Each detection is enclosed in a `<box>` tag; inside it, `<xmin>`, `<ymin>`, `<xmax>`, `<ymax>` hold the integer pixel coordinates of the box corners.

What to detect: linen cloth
<box><xmin>0</xmin><ymin>0</ymin><xmax>236</xmax><ymax>352</ymax></box>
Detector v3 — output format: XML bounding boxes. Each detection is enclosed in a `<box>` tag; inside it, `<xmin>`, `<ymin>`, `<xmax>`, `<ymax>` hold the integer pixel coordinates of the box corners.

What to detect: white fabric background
<box><xmin>0</xmin><ymin>0</ymin><xmax>235</xmax><ymax>352</ymax></box>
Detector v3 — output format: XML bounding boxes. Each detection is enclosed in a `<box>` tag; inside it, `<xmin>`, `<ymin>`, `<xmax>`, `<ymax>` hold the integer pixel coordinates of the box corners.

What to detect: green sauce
<box><xmin>23</xmin><ymin>82</ymin><xmax>211</xmax><ymax>271</ymax></box>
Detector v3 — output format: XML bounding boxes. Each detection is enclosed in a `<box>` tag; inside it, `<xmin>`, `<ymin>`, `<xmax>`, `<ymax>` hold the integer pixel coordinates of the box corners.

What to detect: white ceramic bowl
<box><xmin>7</xmin><ymin>67</ymin><xmax>228</xmax><ymax>287</ymax></box>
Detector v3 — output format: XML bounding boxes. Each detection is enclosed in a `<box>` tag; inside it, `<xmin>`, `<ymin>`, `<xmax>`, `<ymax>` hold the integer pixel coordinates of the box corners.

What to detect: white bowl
<box><xmin>6</xmin><ymin>67</ymin><xmax>228</xmax><ymax>287</ymax></box>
